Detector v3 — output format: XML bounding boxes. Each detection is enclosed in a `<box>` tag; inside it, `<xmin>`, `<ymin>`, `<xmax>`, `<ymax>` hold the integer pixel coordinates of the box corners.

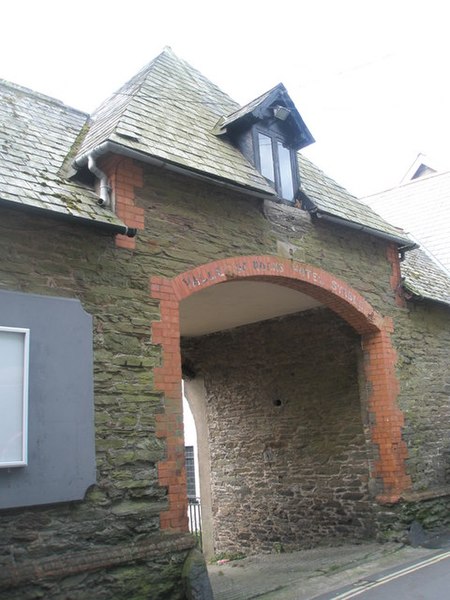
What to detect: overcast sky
<box><xmin>2</xmin><ymin>0</ymin><xmax>449</xmax><ymax>197</ymax></box>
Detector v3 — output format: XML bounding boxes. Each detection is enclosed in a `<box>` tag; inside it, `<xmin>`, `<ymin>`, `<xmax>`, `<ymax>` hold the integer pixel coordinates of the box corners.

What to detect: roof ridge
<box><xmin>0</xmin><ymin>79</ymin><xmax>88</xmax><ymax>116</ymax></box>
<box><xmin>89</xmin><ymin>52</ymin><xmax>163</xmax><ymax>120</ymax></box>
<box><xmin>73</xmin><ymin>48</ymin><xmax>272</xmax><ymax>194</ymax></box>
<box><xmin>223</xmin><ymin>82</ymin><xmax>283</xmax><ymax>122</ymax></box>
<box><xmin>363</xmin><ymin>168</ymin><xmax>450</xmax><ymax>199</ymax></box>
<box><xmin>85</xmin><ymin>47</ymin><xmax>238</xmax><ymax>137</ymax></box>
<box><xmin>94</xmin><ymin>47</ymin><xmax>238</xmax><ymax>113</ymax></box>
<box><xmin>162</xmin><ymin>47</ymin><xmax>239</xmax><ymax>110</ymax></box>
<box><xmin>78</xmin><ymin>51</ymin><xmax>170</xmax><ymax>154</ymax></box>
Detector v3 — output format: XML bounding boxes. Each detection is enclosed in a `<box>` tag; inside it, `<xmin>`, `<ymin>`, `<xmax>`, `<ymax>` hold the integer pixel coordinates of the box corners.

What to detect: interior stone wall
<box><xmin>182</xmin><ymin>308</ymin><xmax>376</xmax><ymax>555</ymax></box>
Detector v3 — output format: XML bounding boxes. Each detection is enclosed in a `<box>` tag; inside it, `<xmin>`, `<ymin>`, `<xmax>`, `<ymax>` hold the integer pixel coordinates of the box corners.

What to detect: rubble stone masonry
<box><xmin>182</xmin><ymin>310</ymin><xmax>375</xmax><ymax>553</ymax></box>
<box><xmin>0</xmin><ymin>161</ymin><xmax>449</xmax><ymax>597</ymax></box>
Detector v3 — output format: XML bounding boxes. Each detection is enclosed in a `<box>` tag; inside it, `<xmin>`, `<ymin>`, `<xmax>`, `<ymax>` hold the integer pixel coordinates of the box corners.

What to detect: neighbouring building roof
<box><xmin>361</xmin><ymin>157</ymin><xmax>450</xmax><ymax>307</ymax></box>
<box><xmin>0</xmin><ymin>80</ymin><xmax>127</xmax><ymax>232</ymax></box>
<box><xmin>363</xmin><ymin>168</ymin><xmax>450</xmax><ymax>274</ymax></box>
<box><xmin>400</xmin><ymin>153</ymin><xmax>440</xmax><ymax>184</ymax></box>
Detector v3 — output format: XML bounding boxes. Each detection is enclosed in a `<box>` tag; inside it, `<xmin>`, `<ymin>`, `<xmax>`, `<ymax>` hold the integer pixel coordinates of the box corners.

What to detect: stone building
<box><xmin>0</xmin><ymin>48</ymin><xmax>449</xmax><ymax>598</ymax></box>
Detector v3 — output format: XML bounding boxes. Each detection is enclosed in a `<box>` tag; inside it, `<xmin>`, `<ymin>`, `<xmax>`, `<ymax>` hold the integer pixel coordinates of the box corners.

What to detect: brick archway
<box><xmin>150</xmin><ymin>255</ymin><xmax>411</xmax><ymax>532</ymax></box>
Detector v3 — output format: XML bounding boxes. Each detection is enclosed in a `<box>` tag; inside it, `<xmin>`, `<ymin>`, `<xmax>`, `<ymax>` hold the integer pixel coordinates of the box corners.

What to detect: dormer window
<box><xmin>215</xmin><ymin>83</ymin><xmax>315</xmax><ymax>201</ymax></box>
<box><xmin>257</xmin><ymin>132</ymin><xmax>296</xmax><ymax>202</ymax></box>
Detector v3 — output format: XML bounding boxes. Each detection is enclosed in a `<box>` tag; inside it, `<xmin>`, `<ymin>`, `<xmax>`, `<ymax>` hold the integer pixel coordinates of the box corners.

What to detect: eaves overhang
<box><xmin>301</xmin><ymin>192</ymin><xmax>418</xmax><ymax>252</ymax></box>
<box><xmin>74</xmin><ymin>141</ymin><xmax>277</xmax><ymax>200</ymax></box>
<box><xmin>402</xmin><ymin>280</ymin><xmax>450</xmax><ymax>308</ymax></box>
<box><xmin>0</xmin><ymin>196</ymin><xmax>136</xmax><ymax>237</ymax></box>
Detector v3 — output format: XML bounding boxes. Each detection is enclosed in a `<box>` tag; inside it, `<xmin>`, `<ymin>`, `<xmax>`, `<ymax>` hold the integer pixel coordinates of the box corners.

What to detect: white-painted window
<box><xmin>0</xmin><ymin>327</ymin><xmax>29</xmax><ymax>468</ymax></box>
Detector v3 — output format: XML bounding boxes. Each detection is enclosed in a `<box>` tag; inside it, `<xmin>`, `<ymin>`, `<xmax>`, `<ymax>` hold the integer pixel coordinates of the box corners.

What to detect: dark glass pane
<box><xmin>277</xmin><ymin>141</ymin><xmax>294</xmax><ymax>200</ymax></box>
<box><xmin>258</xmin><ymin>133</ymin><xmax>275</xmax><ymax>182</ymax></box>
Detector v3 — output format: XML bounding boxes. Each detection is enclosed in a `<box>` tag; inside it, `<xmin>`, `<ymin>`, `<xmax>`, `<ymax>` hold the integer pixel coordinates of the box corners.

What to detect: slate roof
<box><xmin>219</xmin><ymin>86</ymin><xmax>277</xmax><ymax>128</ymax></box>
<box><xmin>298</xmin><ymin>156</ymin><xmax>450</xmax><ymax>307</ymax></box>
<box><xmin>299</xmin><ymin>154</ymin><xmax>413</xmax><ymax>245</ymax></box>
<box><xmin>2</xmin><ymin>48</ymin><xmax>448</xmax><ymax>306</ymax></box>
<box><xmin>0</xmin><ymin>80</ymin><xmax>127</xmax><ymax>230</ymax></box>
<box><xmin>363</xmin><ymin>170</ymin><xmax>450</xmax><ymax>273</ymax></box>
<box><xmin>75</xmin><ymin>47</ymin><xmax>412</xmax><ymax>241</ymax></box>
<box><xmin>75</xmin><ymin>48</ymin><xmax>275</xmax><ymax>196</ymax></box>
<box><xmin>216</xmin><ymin>82</ymin><xmax>315</xmax><ymax>150</ymax></box>
<box><xmin>402</xmin><ymin>248</ymin><xmax>450</xmax><ymax>306</ymax></box>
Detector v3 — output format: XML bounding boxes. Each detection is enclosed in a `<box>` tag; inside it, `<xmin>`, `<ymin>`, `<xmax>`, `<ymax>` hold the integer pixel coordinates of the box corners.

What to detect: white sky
<box><xmin>2</xmin><ymin>0</ymin><xmax>449</xmax><ymax>196</ymax></box>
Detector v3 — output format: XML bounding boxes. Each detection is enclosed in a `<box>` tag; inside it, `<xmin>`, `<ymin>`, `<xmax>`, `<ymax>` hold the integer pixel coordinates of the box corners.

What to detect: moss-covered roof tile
<box><xmin>76</xmin><ymin>48</ymin><xmax>275</xmax><ymax>195</ymax></box>
<box><xmin>0</xmin><ymin>80</ymin><xmax>127</xmax><ymax>229</ymax></box>
<box><xmin>5</xmin><ymin>50</ymin><xmax>448</xmax><ymax>308</ymax></box>
<box><xmin>299</xmin><ymin>154</ymin><xmax>412</xmax><ymax>243</ymax></box>
<box><xmin>402</xmin><ymin>248</ymin><xmax>450</xmax><ymax>306</ymax></box>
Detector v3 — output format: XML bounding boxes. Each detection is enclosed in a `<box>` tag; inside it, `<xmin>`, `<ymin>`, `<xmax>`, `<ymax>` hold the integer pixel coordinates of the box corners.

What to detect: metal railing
<box><xmin>188</xmin><ymin>496</ymin><xmax>202</xmax><ymax>551</ymax></box>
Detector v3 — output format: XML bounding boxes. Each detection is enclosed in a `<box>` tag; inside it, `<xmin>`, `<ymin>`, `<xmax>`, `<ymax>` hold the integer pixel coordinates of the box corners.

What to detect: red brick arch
<box><xmin>150</xmin><ymin>255</ymin><xmax>411</xmax><ymax>532</ymax></box>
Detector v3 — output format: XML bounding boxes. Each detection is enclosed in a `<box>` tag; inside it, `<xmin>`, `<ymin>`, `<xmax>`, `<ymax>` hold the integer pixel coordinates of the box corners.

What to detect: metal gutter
<box><xmin>74</xmin><ymin>141</ymin><xmax>276</xmax><ymax>200</ymax></box>
<box><xmin>313</xmin><ymin>210</ymin><xmax>417</xmax><ymax>251</ymax></box>
<box><xmin>402</xmin><ymin>280</ymin><xmax>450</xmax><ymax>308</ymax></box>
<box><xmin>0</xmin><ymin>198</ymin><xmax>136</xmax><ymax>237</ymax></box>
<box><xmin>303</xmin><ymin>201</ymin><xmax>418</xmax><ymax>255</ymax></box>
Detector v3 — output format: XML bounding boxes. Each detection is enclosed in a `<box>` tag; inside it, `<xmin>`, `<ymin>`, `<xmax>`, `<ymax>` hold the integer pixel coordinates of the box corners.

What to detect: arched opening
<box><xmin>151</xmin><ymin>255</ymin><xmax>411</xmax><ymax>556</ymax></box>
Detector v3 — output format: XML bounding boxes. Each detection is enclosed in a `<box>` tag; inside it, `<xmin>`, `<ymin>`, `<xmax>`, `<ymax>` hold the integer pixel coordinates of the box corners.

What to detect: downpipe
<box><xmin>87</xmin><ymin>153</ymin><xmax>112</xmax><ymax>208</ymax></box>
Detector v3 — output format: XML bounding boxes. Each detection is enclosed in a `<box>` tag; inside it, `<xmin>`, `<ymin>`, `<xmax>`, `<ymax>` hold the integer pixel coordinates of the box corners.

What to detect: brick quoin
<box><xmin>386</xmin><ymin>243</ymin><xmax>406</xmax><ymax>307</ymax></box>
<box><xmin>151</xmin><ymin>255</ymin><xmax>411</xmax><ymax>531</ymax></box>
<box><xmin>100</xmin><ymin>156</ymin><xmax>144</xmax><ymax>249</ymax></box>
<box><xmin>151</xmin><ymin>276</ymin><xmax>188</xmax><ymax>532</ymax></box>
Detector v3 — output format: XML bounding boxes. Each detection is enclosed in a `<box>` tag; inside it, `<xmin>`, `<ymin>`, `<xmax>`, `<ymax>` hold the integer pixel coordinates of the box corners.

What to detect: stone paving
<box><xmin>207</xmin><ymin>542</ymin><xmax>434</xmax><ymax>600</ymax></box>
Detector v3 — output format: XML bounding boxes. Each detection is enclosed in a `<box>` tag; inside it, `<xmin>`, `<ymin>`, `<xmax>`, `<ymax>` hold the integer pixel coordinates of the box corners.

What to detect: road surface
<box><xmin>314</xmin><ymin>549</ymin><xmax>450</xmax><ymax>599</ymax></box>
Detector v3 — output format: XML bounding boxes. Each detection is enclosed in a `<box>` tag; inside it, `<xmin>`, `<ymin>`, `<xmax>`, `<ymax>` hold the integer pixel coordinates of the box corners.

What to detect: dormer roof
<box><xmin>364</xmin><ymin>166</ymin><xmax>450</xmax><ymax>274</ymax></box>
<box><xmin>215</xmin><ymin>83</ymin><xmax>315</xmax><ymax>151</ymax></box>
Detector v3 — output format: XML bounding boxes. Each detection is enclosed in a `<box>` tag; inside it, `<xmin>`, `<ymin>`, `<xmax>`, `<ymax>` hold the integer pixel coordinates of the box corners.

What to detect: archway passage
<box><xmin>150</xmin><ymin>255</ymin><xmax>411</xmax><ymax>533</ymax></box>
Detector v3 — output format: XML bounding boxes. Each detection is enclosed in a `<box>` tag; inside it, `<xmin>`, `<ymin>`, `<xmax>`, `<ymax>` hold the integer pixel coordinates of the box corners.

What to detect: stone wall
<box><xmin>1</xmin><ymin>157</ymin><xmax>449</xmax><ymax>595</ymax></box>
<box><xmin>182</xmin><ymin>309</ymin><xmax>375</xmax><ymax>554</ymax></box>
<box><xmin>1</xmin><ymin>534</ymin><xmax>193</xmax><ymax>600</ymax></box>
<box><xmin>394</xmin><ymin>302</ymin><xmax>450</xmax><ymax>490</ymax></box>
<box><xmin>380</xmin><ymin>300</ymin><xmax>450</xmax><ymax>541</ymax></box>
<box><xmin>0</xmin><ymin>206</ymin><xmax>193</xmax><ymax>598</ymax></box>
